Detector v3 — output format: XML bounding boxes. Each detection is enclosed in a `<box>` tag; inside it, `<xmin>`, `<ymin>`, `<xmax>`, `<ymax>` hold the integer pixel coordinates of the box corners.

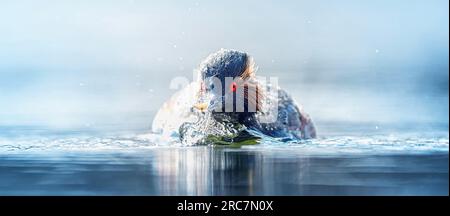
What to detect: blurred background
<box><xmin>0</xmin><ymin>0</ymin><xmax>448</xmax><ymax>132</ymax></box>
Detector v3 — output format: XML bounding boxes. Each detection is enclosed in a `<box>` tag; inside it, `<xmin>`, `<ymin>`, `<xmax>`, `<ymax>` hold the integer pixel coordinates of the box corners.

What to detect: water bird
<box><xmin>153</xmin><ymin>49</ymin><xmax>316</xmax><ymax>145</ymax></box>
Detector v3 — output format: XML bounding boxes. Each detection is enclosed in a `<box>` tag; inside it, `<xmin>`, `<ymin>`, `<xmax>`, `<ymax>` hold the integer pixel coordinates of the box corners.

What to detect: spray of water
<box><xmin>179</xmin><ymin>112</ymin><xmax>247</xmax><ymax>145</ymax></box>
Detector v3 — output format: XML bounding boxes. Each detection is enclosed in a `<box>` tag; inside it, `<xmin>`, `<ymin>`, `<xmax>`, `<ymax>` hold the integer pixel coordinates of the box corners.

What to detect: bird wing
<box><xmin>257</xmin><ymin>88</ymin><xmax>316</xmax><ymax>139</ymax></box>
<box><xmin>151</xmin><ymin>82</ymin><xmax>199</xmax><ymax>135</ymax></box>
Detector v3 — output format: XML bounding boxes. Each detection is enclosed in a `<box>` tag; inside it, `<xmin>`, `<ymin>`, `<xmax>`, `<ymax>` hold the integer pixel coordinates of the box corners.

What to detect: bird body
<box><xmin>153</xmin><ymin>49</ymin><xmax>316</xmax><ymax>145</ymax></box>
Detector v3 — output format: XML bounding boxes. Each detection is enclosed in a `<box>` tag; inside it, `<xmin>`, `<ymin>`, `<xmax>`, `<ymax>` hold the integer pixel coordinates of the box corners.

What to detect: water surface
<box><xmin>0</xmin><ymin>124</ymin><xmax>447</xmax><ymax>195</ymax></box>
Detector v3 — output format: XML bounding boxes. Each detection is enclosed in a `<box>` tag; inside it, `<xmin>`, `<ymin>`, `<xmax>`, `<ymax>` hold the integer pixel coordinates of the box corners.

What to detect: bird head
<box><xmin>193</xmin><ymin>49</ymin><xmax>263</xmax><ymax>118</ymax></box>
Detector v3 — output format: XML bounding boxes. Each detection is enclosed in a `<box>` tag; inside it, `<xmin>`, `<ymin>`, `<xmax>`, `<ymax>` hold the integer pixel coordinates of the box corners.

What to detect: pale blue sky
<box><xmin>0</xmin><ymin>0</ymin><xmax>448</xmax><ymax>129</ymax></box>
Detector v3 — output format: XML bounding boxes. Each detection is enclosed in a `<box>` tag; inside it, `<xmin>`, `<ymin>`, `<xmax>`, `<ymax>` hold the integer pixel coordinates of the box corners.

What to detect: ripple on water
<box><xmin>0</xmin><ymin>132</ymin><xmax>448</xmax><ymax>155</ymax></box>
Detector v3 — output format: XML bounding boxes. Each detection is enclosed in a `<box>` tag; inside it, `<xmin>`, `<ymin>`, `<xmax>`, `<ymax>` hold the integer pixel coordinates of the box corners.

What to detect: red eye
<box><xmin>230</xmin><ymin>82</ymin><xmax>237</xmax><ymax>92</ymax></box>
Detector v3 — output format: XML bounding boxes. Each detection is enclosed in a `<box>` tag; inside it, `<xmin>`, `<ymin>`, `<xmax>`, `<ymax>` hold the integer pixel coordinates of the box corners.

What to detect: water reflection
<box><xmin>151</xmin><ymin>148</ymin><xmax>448</xmax><ymax>195</ymax></box>
<box><xmin>0</xmin><ymin>147</ymin><xmax>447</xmax><ymax>195</ymax></box>
<box><xmin>151</xmin><ymin>147</ymin><xmax>310</xmax><ymax>195</ymax></box>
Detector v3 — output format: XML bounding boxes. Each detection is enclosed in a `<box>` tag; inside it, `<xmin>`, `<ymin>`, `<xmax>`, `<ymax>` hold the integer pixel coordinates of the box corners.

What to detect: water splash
<box><xmin>178</xmin><ymin>112</ymin><xmax>247</xmax><ymax>146</ymax></box>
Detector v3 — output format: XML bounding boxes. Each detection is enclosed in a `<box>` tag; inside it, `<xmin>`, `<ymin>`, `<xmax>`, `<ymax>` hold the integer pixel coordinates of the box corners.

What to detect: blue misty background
<box><xmin>0</xmin><ymin>0</ymin><xmax>448</xmax><ymax>132</ymax></box>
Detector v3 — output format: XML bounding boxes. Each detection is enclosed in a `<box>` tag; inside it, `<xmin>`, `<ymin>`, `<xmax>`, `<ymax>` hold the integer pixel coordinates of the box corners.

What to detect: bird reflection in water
<box><xmin>151</xmin><ymin>147</ymin><xmax>311</xmax><ymax>195</ymax></box>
